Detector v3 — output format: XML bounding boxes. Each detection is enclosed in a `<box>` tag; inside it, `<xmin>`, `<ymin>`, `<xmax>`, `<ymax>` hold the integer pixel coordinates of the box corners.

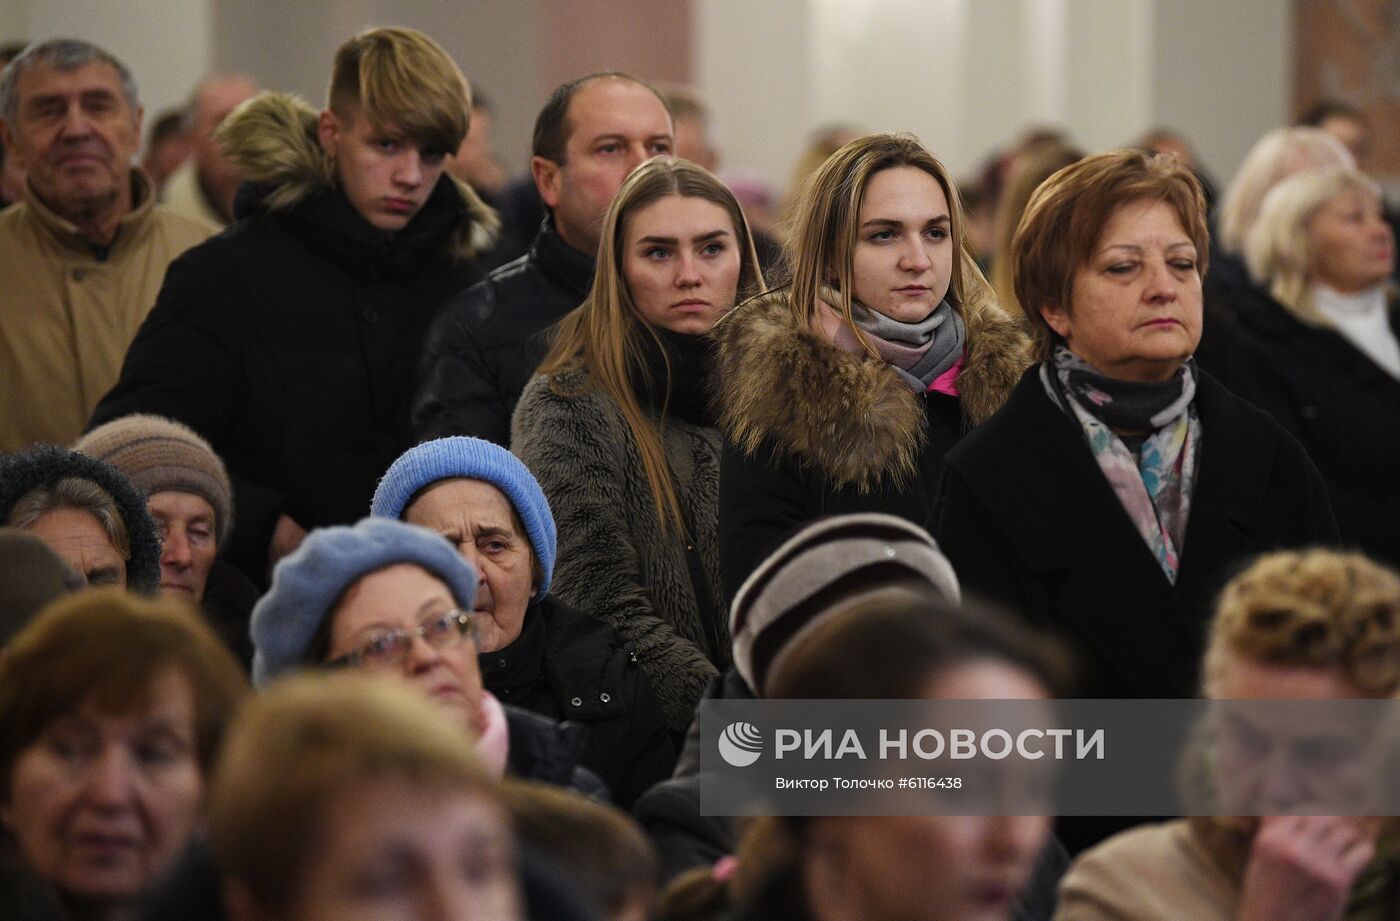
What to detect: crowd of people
<box><xmin>1</xmin><ymin>21</ymin><xmax>1399</xmax><ymax>921</ymax></box>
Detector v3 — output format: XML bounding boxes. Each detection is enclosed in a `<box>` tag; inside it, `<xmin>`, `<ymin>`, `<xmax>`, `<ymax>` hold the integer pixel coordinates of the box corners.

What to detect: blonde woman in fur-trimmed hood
<box><xmin>712</xmin><ymin>133</ymin><xmax>1030</xmax><ymax>596</ymax></box>
<box><xmin>91</xmin><ymin>27</ymin><xmax>498</xmax><ymax>590</ymax></box>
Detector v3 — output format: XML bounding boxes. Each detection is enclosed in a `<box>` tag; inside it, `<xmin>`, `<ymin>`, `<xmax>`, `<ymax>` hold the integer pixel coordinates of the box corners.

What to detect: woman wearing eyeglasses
<box><xmin>249</xmin><ymin>517</ymin><xmax>606</xmax><ymax>797</ymax></box>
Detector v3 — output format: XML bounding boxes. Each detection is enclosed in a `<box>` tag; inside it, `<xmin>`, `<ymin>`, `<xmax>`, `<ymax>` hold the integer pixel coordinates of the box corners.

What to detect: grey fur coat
<box><xmin>512</xmin><ymin>369</ymin><xmax>726</xmax><ymax>732</ymax></box>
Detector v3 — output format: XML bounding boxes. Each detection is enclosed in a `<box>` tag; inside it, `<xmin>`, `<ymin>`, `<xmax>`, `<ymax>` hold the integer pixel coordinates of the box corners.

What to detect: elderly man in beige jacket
<box><xmin>0</xmin><ymin>39</ymin><xmax>213</xmax><ymax>452</ymax></box>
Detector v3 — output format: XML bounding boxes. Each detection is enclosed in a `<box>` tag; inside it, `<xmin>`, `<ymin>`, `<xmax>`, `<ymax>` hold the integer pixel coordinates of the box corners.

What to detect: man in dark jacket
<box><xmin>90</xmin><ymin>28</ymin><xmax>497</xmax><ymax>587</ymax></box>
<box><xmin>414</xmin><ymin>71</ymin><xmax>674</xmax><ymax>445</ymax></box>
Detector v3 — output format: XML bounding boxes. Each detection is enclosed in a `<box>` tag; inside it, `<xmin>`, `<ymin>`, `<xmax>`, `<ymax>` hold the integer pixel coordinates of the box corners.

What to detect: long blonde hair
<box><xmin>779</xmin><ymin>133</ymin><xmax>998</xmax><ymax>356</ymax></box>
<box><xmin>537</xmin><ymin>157</ymin><xmax>764</xmax><ymax>535</ymax></box>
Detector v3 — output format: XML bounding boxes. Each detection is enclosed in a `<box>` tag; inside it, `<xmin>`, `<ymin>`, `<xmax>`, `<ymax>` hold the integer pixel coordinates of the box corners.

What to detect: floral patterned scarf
<box><xmin>1042</xmin><ymin>347</ymin><xmax>1202</xmax><ymax>582</ymax></box>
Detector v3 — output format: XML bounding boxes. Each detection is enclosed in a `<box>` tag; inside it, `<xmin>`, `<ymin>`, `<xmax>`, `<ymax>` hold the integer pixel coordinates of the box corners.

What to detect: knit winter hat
<box><xmin>250</xmin><ymin>517</ymin><xmax>478</xmax><ymax>687</ymax></box>
<box><xmin>74</xmin><ymin>414</ymin><xmax>235</xmax><ymax>546</ymax></box>
<box><xmin>0</xmin><ymin>528</ymin><xmax>83</xmax><ymax>646</ymax></box>
<box><xmin>0</xmin><ymin>445</ymin><xmax>163</xmax><ymax>594</ymax></box>
<box><xmin>370</xmin><ymin>436</ymin><xmax>557</xmax><ymax>596</ymax></box>
<box><xmin>729</xmin><ymin>513</ymin><xmax>961</xmax><ymax>697</ymax></box>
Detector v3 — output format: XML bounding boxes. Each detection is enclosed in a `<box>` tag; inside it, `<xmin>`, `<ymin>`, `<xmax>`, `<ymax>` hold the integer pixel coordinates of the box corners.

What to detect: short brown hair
<box><xmin>209</xmin><ymin>673</ymin><xmax>497</xmax><ymax>913</ymax></box>
<box><xmin>1013</xmin><ymin>148</ymin><xmax>1210</xmax><ymax>361</ymax></box>
<box><xmin>501</xmin><ymin>780</ymin><xmax>659</xmax><ymax>917</ymax></box>
<box><xmin>531</xmin><ymin>71</ymin><xmax>664</xmax><ymax>164</ymax></box>
<box><xmin>0</xmin><ymin>589</ymin><xmax>249</xmax><ymax>796</ymax></box>
<box><xmin>327</xmin><ymin>26</ymin><xmax>469</xmax><ymax>155</ymax></box>
<box><xmin>1204</xmin><ymin>549</ymin><xmax>1400</xmax><ymax>697</ymax></box>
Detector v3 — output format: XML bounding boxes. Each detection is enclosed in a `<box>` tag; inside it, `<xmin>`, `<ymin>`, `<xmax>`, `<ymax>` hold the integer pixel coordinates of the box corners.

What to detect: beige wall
<box><xmin>697</xmin><ymin>0</ymin><xmax>1292</xmax><ymax>193</ymax></box>
<box><xmin>210</xmin><ymin>0</ymin><xmax>544</xmax><ymax>172</ymax></box>
<box><xmin>539</xmin><ymin>0</ymin><xmax>692</xmax><ymax>92</ymax></box>
<box><xmin>3</xmin><ymin>0</ymin><xmax>213</xmax><ymax>130</ymax></box>
<box><xmin>3</xmin><ymin>0</ymin><xmax>1296</xmax><ymax>194</ymax></box>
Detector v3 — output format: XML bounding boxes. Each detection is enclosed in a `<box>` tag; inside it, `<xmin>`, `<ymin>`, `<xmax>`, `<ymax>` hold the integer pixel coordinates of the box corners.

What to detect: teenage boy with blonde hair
<box><xmin>93</xmin><ymin>27</ymin><xmax>499</xmax><ymax>588</ymax></box>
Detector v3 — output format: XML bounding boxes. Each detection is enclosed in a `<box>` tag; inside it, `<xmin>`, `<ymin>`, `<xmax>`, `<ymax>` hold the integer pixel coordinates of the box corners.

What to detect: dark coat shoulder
<box><xmin>932</xmin><ymin>366</ymin><xmax>1338</xmax><ymax>699</ymax></box>
<box><xmin>504</xmin><ymin>704</ymin><xmax>610</xmax><ymax>800</ymax></box>
<box><xmin>414</xmin><ymin>219</ymin><xmax>594</xmax><ymax>445</ymax></box>
<box><xmin>484</xmin><ymin>595</ymin><xmax>675</xmax><ymax>808</ymax></box>
<box><xmin>1220</xmin><ymin>284</ymin><xmax>1400</xmax><ymax>567</ymax></box>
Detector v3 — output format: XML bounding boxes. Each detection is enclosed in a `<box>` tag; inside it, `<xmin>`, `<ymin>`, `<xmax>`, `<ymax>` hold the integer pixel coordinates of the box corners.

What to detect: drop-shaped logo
<box><xmin>718</xmin><ymin>721</ymin><xmax>764</xmax><ymax>767</ymax></box>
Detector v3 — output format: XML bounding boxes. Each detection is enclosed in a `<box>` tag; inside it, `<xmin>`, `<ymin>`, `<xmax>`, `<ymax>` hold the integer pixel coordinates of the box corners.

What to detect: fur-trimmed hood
<box><xmin>217</xmin><ymin>91</ymin><xmax>498</xmax><ymax>259</ymax></box>
<box><xmin>712</xmin><ymin>287</ymin><xmax>1031</xmax><ymax>490</ymax></box>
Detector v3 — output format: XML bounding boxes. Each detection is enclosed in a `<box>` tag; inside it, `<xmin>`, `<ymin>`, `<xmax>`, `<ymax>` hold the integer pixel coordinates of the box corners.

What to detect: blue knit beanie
<box><xmin>370</xmin><ymin>437</ymin><xmax>557</xmax><ymax>596</ymax></box>
<box><xmin>250</xmin><ymin>517</ymin><xmax>478</xmax><ymax>688</ymax></box>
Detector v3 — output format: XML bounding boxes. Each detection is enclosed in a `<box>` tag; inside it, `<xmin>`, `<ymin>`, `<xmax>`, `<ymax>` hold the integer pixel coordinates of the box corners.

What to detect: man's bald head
<box><xmin>188</xmin><ymin>74</ymin><xmax>257</xmax><ymax>222</ymax></box>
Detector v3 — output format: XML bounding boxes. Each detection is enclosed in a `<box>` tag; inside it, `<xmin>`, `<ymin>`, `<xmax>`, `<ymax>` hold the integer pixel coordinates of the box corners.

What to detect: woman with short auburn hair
<box><xmin>1058</xmin><ymin>549</ymin><xmax>1400</xmax><ymax>921</ymax></box>
<box><xmin>713</xmin><ymin>132</ymin><xmax>1031</xmax><ymax>599</ymax></box>
<box><xmin>932</xmin><ymin>148</ymin><xmax>1339</xmax><ymax>701</ymax></box>
<box><xmin>512</xmin><ymin>157</ymin><xmax>764</xmax><ymax>732</ymax></box>
<box><xmin>1225</xmin><ymin>167</ymin><xmax>1400</xmax><ymax>566</ymax></box>
<box><xmin>0</xmin><ymin>590</ymin><xmax>248</xmax><ymax>920</ymax></box>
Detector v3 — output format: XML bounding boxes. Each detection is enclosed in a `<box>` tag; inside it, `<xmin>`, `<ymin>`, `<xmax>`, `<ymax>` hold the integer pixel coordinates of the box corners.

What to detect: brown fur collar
<box><xmin>712</xmin><ymin>287</ymin><xmax>1031</xmax><ymax>490</ymax></box>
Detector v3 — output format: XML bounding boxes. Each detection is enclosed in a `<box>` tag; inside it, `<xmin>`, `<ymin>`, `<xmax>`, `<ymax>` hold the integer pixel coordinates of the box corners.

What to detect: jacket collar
<box><xmin>278</xmin><ymin>177</ymin><xmax>478</xmax><ymax>280</ymax></box>
<box><xmin>530</xmin><ymin>213</ymin><xmax>595</xmax><ymax>300</ymax></box>
<box><xmin>479</xmin><ymin>601</ymin><xmax>547</xmax><ymax>700</ymax></box>
<box><xmin>713</xmin><ymin>286</ymin><xmax>1030</xmax><ymax>490</ymax></box>
<box><xmin>1233</xmin><ymin>279</ymin><xmax>1400</xmax><ymax>381</ymax></box>
<box><xmin>22</xmin><ymin>168</ymin><xmax>157</xmax><ymax>259</ymax></box>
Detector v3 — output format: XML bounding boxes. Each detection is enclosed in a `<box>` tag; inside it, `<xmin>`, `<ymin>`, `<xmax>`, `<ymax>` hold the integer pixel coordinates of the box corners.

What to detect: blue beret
<box><xmin>370</xmin><ymin>436</ymin><xmax>556</xmax><ymax>596</ymax></box>
<box><xmin>250</xmin><ymin>517</ymin><xmax>477</xmax><ymax>687</ymax></box>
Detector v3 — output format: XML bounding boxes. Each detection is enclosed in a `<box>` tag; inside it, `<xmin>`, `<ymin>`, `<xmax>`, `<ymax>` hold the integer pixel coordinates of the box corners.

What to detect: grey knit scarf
<box><xmin>834</xmin><ymin>299</ymin><xmax>967</xmax><ymax>392</ymax></box>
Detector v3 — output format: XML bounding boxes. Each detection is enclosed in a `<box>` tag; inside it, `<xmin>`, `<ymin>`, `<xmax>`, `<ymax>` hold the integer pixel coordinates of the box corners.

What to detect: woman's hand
<box><xmin>1236</xmin><ymin>815</ymin><xmax>1374</xmax><ymax>921</ymax></box>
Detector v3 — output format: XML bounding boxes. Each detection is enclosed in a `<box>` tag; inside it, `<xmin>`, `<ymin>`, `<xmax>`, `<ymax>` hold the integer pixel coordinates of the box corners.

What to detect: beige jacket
<box><xmin>1055</xmin><ymin>820</ymin><xmax>1240</xmax><ymax>921</ymax></box>
<box><xmin>159</xmin><ymin>159</ymin><xmax>227</xmax><ymax>227</ymax></box>
<box><xmin>1056</xmin><ymin>818</ymin><xmax>1400</xmax><ymax>921</ymax></box>
<box><xmin>0</xmin><ymin>170</ymin><xmax>215</xmax><ymax>451</ymax></box>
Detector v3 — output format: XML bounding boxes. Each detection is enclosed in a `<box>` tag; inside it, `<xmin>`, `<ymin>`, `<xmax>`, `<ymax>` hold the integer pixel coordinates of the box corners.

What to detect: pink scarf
<box><xmin>474</xmin><ymin>691</ymin><xmax>510</xmax><ymax>779</ymax></box>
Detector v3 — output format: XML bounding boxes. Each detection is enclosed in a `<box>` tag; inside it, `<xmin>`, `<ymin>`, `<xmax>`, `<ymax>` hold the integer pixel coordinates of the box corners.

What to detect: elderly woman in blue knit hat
<box><xmin>251</xmin><ymin>517</ymin><xmax>605</xmax><ymax>797</ymax></box>
<box><xmin>371</xmin><ymin>436</ymin><xmax>675</xmax><ymax>807</ymax></box>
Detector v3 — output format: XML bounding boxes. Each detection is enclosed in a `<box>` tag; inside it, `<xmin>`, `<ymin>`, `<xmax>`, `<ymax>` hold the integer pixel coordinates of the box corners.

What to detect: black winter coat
<box><xmin>505</xmin><ymin>703</ymin><xmax>609</xmax><ymax>799</ymax></box>
<box><xmin>1210</xmin><ymin>282</ymin><xmax>1400</xmax><ymax>568</ymax></box>
<box><xmin>482</xmin><ymin>594</ymin><xmax>676</xmax><ymax>807</ymax></box>
<box><xmin>712</xmin><ymin>287</ymin><xmax>1031</xmax><ymax>598</ymax></box>
<box><xmin>90</xmin><ymin>94</ymin><xmax>496</xmax><ymax>587</ymax></box>
<box><xmin>414</xmin><ymin>216</ymin><xmax>593</xmax><ymax>445</ymax></box>
<box><xmin>932</xmin><ymin>367</ymin><xmax>1339</xmax><ymax>699</ymax></box>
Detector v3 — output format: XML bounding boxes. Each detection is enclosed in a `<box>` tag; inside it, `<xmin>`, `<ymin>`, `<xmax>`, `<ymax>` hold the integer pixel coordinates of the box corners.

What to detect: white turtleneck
<box><xmin>1312</xmin><ymin>283</ymin><xmax>1400</xmax><ymax>378</ymax></box>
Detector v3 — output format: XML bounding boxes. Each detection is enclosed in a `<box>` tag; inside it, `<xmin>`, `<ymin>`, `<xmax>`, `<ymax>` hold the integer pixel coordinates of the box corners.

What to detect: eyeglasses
<box><xmin>327</xmin><ymin>609</ymin><xmax>476</xmax><ymax>669</ymax></box>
